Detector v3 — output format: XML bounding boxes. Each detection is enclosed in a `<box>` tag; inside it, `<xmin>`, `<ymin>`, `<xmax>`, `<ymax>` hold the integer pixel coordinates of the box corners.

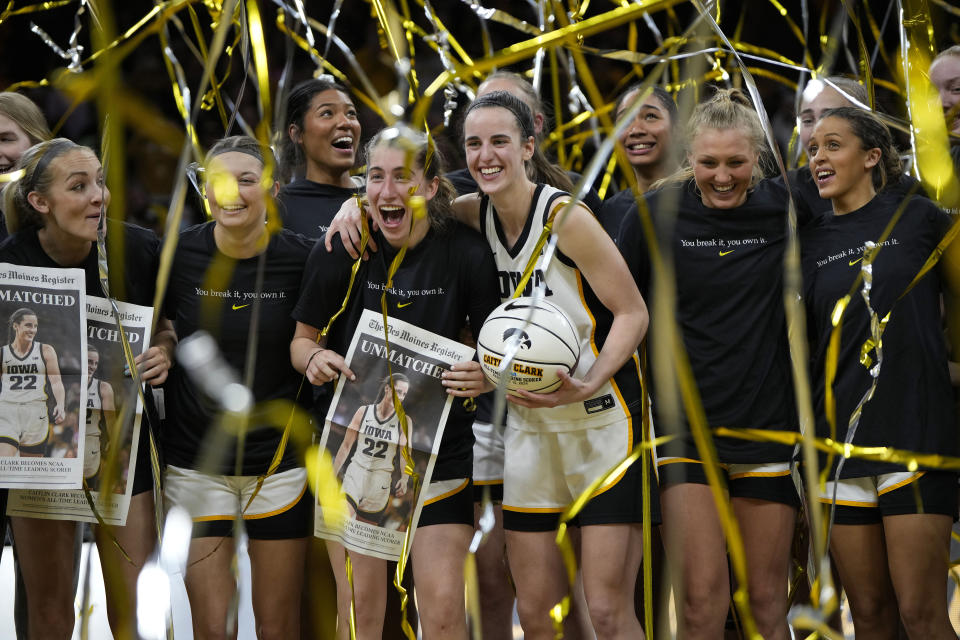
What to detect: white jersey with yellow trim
<box><xmin>479</xmin><ymin>183</ymin><xmax>642</xmax><ymax>433</ymax></box>
<box><xmin>351</xmin><ymin>403</ymin><xmax>402</xmax><ymax>473</ymax></box>
<box><xmin>0</xmin><ymin>341</ymin><xmax>48</xmax><ymax>404</ymax></box>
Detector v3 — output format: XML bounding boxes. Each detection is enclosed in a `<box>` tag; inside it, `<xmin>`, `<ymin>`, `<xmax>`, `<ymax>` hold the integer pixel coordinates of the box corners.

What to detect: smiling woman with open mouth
<box><xmin>800</xmin><ymin>106</ymin><xmax>960</xmax><ymax>640</ymax></box>
<box><xmin>617</xmin><ymin>88</ymin><xmax>807</xmax><ymax>640</ymax></box>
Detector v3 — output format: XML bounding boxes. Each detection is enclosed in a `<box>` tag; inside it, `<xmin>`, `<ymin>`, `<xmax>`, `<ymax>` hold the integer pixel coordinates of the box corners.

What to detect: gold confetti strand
<box><xmin>156</xmin><ymin>11</ymin><xmax>207</xmax><ymax>164</ymax></box>
<box><xmin>900</xmin><ymin>0</ymin><xmax>960</xmax><ymax>206</ymax></box>
<box><xmin>714</xmin><ymin>426</ymin><xmax>960</xmax><ymax>473</ymax></box>
<box><xmin>930</xmin><ymin>0</ymin><xmax>960</xmax><ymax>17</ymax></box>
<box><xmin>152</xmin><ymin>0</ymin><xmax>240</xmax><ymax>351</ymax></box>
<box><xmin>861</xmin><ymin>0</ymin><xmax>896</xmax><ymax>73</ymax></box>
<box><xmin>533</xmin><ymin>27</ymin><xmax>685</xmax><ymax>630</ymax></box>
<box><xmin>377</xmin><ymin>192</ymin><xmax>427</xmax><ymax>640</ymax></box>
<box><xmin>271</xmin><ymin>15</ymin><xmax>383</xmax><ymax>119</ymax></box>
<box><xmin>81</xmin><ymin>1</ymin><xmax>194</xmax><ymax>68</ymax></box>
<box><xmin>465</xmin><ymin>490</ymin><xmax>498</xmax><ymax>639</ymax></box>
<box><xmin>368</xmin><ymin>0</ymin><xmax>418</xmax><ymax>105</ymax></box>
<box><xmin>0</xmin><ymin>0</ymin><xmax>74</xmax><ymax>28</ymax></box>
<box><xmin>182</xmin><ymin>3</ymin><xmax>232</xmax><ymax>128</ymax></box>
<box><xmin>412</xmin><ymin>0</ymin><xmax>687</xmax><ymax>126</ymax></box>
<box><xmin>395</xmin><ymin>0</ymin><xmax>420</xmax><ymax>102</ymax></box>
<box><xmin>838</xmin><ymin>1</ymin><xmax>877</xmax><ymax>110</ymax></box>
<box><xmin>278</xmin><ymin>10</ymin><xmax>393</xmax><ymax>124</ymax></box>
<box><xmin>762</xmin><ymin>0</ymin><xmax>816</xmax><ymax>72</ymax></box>
<box><xmin>246</xmin><ymin>203</ymin><xmax>375</xmax><ymax>509</ymax></box>
<box><xmin>686</xmin><ymin>1</ymin><xmax>823</xmax><ymax>633</ymax></box>
<box><xmin>637</xmin><ymin>346</ymin><xmax>654</xmax><ymax>638</ymax></box>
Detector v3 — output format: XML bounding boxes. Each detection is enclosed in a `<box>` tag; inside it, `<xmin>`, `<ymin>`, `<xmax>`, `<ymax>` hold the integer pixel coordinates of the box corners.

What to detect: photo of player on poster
<box><xmin>7</xmin><ymin>297</ymin><xmax>152</xmax><ymax>523</ymax></box>
<box><xmin>0</xmin><ymin>265</ymin><xmax>85</xmax><ymax>489</ymax></box>
<box><xmin>315</xmin><ymin>310</ymin><xmax>473</xmax><ymax>561</ymax></box>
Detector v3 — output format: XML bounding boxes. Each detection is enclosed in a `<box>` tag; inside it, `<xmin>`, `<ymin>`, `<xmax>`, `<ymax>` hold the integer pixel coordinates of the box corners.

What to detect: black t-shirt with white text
<box><xmin>0</xmin><ymin>221</ymin><xmax>160</xmax><ymax>305</ymax></box>
<box><xmin>278</xmin><ymin>178</ymin><xmax>360</xmax><ymax>239</ymax></box>
<box><xmin>293</xmin><ymin>222</ymin><xmax>500</xmax><ymax>481</ymax></box>
<box><xmin>163</xmin><ymin>222</ymin><xmax>313</xmax><ymax>475</ymax></box>
<box><xmin>801</xmin><ymin>193</ymin><xmax>955</xmax><ymax>477</ymax></box>
<box><xmin>617</xmin><ymin>178</ymin><xmax>798</xmax><ymax>462</ymax></box>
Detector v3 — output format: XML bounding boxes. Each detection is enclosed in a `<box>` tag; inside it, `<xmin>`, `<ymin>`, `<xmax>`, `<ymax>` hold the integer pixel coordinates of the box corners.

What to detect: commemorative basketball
<box><xmin>476</xmin><ymin>297</ymin><xmax>581</xmax><ymax>393</ymax></box>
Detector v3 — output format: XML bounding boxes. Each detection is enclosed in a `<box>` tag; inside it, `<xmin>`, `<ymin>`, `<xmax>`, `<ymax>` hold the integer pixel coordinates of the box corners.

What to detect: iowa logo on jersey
<box><xmin>498</xmin><ymin>269</ymin><xmax>553</xmax><ymax>299</ymax></box>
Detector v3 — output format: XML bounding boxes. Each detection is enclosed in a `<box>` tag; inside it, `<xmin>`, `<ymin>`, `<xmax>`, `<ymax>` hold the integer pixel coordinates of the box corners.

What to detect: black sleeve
<box><xmin>464</xmin><ymin>240</ymin><xmax>501</xmax><ymax>343</ymax></box>
<box><xmin>121</xmin><ymin>224</ymin><xmax>161</xmax><ymax>305</ymax></box>
<box><xmin>292</xmin><ymin>235</ymin><xmax>358</xmax><ymax>329</ymax></box>
<box><xmin>615</xmin><ymin>195</ymin><xmax>652</xmax><ymax>299</ymax></box>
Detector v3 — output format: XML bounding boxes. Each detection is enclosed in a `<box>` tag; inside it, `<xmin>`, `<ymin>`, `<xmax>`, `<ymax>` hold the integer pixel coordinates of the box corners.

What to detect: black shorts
<box><xmin>419</xmin><ymin>478</ymin><xmax>474</xmax><ymax>527</ymax></box>
<box><xmin>821</xmin><ymin>470</ymin><xmax>959</xmax><ymax>525</ymax></box>
<box><xmin>658</xmin><ymin>459</ymin><xmax>801</xmax><ymax>509</ymax></box>
<box><xmin>503</xmin><ymin>454</ymin><xmax>661</xmax><ymax>532</ymax></box>
<box><xmin>132</xmin><ymin>420</ymin><xmax>154</xmax><ymax>496</ymax></box>
<box><xmin>472</xmin><ymin>480</ymin><xmax>503</xmax><ymax>503</ymax></box>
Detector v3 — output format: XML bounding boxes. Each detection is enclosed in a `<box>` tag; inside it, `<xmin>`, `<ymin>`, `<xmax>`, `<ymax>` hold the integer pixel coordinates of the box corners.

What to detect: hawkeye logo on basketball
<box><xmin>498</xmin><ymin>269</ymin><xmax>553</xmax><ymax>299</ymax></box>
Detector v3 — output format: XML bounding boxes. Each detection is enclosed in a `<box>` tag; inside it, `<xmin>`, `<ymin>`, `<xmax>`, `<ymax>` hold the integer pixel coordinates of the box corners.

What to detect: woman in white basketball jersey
<box><xmin>326</xmin><ymin>93</ymin><xmax>651</xmax><ymax>639</ymax></box>
<box><xmin>333</xmin><ymin>374</ymin><xmax>411</xmax><ymax>523</ymax></box>
<box><xmin>458</xmin><ymin>91</ymin><xmax>650</xmax><ymax>640</ymax></box>
<box><xmin>0</xmin><ymin>307</ymin><xmax>65</xmax><ymax>457</ymax></box>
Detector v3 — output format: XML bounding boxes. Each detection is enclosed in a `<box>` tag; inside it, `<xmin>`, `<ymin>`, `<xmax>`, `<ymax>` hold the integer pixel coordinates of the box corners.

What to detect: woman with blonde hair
<box><xmin>0</xmin><ymin>92</ymin><xmax>52</xmax><ymax>238</ymax></box>
<box><xmin>0</xmin><ymin>137</ymin><xmax>173</xmax><ymax>639</ymax></box>
<box><xmin>618</xmin><ymin>88</ymin><xmax>801</xmax><ymax>639</ymax></box>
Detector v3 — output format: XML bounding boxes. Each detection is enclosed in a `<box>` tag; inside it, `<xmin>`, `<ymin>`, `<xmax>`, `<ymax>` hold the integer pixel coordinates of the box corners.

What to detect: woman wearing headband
<box><xmin>0</xmin><ymin>137</ymin><xmax>173</xmax><ymax>639</ymax></box>
<box><xmin>162</xmin><ymin>135</ymin><xmax>313</xmax><ymax>639</ymax></box>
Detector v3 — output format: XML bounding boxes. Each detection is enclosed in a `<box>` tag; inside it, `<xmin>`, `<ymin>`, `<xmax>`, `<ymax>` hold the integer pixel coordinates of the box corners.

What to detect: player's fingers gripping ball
<box><xmin>477</xmin><ymin>297</ymin><xmax>580</xmax><ymax>393</ymax></box>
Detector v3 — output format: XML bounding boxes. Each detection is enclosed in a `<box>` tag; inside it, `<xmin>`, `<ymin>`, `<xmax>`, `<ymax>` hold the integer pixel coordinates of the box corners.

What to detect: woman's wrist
<box><xmin>305</xmin><ymin>347</ymin><xmax>325</xmax><ymax>371</ymax></box>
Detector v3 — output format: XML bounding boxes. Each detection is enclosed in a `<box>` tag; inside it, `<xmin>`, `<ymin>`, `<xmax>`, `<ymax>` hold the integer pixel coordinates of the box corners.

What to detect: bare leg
<box><xmin>472</xmin><ymin>503</ymin><xmax>514</xmax><ymax>640</ymax></box>
<box><xmin>10</xmin><ymin>516</ymin><xmax>78</xmax><ymax>640</ymax></box>
<box><xmin>884</xmin><ymin>513</ymin><xmax>955</xmax><ymax>639</ymax></box>
<box><xmin>300</xmin><ymin>537</ymin><xmax>339</xmax><ymax>639</ymax></box>
<box><xmin>95</xmin><ymin>490</ymin><xmax>156</xmax><ymax>640</ymax></box>
<box><xmin>580</xmin><ymin>523</ymin><xmax>644</xmax><ymax>639</ymax></box>
<box><xmin>505</xmin><ymin>529</ymin><xmax>570</xmax><ymax>640</ymax></box>
<box><xmin>183</xmin><ymin>536</ymin><xmax>237</xmax><ymax>640</ymax></box>
<box><xmin>327</xmin><ymin>541</ymin><xmax>387</xmax><ymax>640</ymax></box>
<box><xmin>411</xmin><ymin>523</ymin><xmax>472</xmax><ymax>639</ymax></box>
<box><xmin>829</xmin><ymin>523</ymin><xmax>898</xmax><ymax>639</ymax></box>
<box><xmin>660</xmin><ymin>483</ymin><xmax>729</xmax><ymax>639</ymax></box>
<box><xmin>731</xmin><ymin>497</ymin><xmax>796</xmax><ymax>640</ymax></box>
<box><xmin>248</xmin><ymin>536</ymin><xmax>308</xmax><ymax>640</ymax></box>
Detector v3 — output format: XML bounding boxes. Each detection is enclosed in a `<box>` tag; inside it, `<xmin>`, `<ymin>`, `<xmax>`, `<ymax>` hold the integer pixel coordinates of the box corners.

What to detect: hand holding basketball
<box><xmin>506</xmin><ymin>368</ymin><xmax>597</xmax><ymax>409</ymax></box>
<box><xmin>441</xmin><ymin>360</ymin><xmax>493</xmax><ymax>397</ymax></box>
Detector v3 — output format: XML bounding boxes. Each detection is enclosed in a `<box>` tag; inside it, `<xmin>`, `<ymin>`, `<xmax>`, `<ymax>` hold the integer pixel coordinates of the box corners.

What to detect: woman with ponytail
<box><xmin>617</xmin><ymin>88</ymin><xmax>802</xmax><ymax>639</ymax></box>
<box><xmin>0</xmin><ymin>137</ymin><xmax>173</xmax><ymax>639</ymax></box>
<box><xmin>802</xmin><ymin>107</ymin><xmax>959</xmax><ymax>639</ymax></box>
